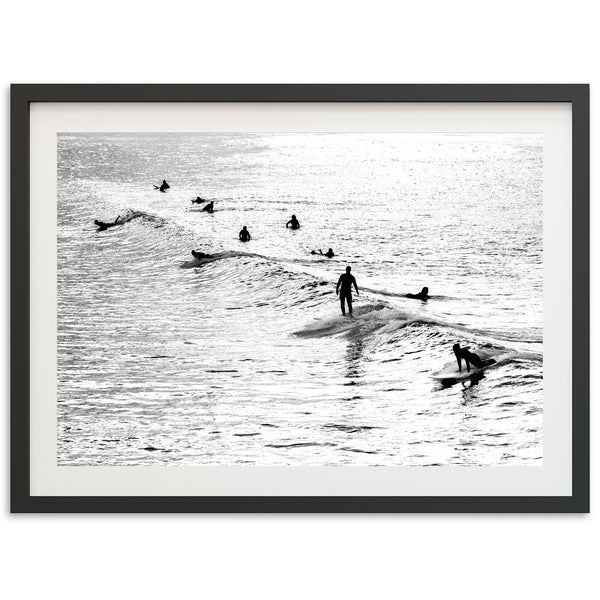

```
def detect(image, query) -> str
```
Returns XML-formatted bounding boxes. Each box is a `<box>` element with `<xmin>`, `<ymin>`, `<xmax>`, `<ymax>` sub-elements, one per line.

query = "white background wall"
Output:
<box><xmin>0</xmin><ymin>2</ymin><xmax>596</xmax><ymax>598</ymax></box>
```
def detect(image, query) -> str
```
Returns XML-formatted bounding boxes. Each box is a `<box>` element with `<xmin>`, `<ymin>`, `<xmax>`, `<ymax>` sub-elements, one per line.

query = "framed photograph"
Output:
<box><xmin>11</xmin><ymin>84</ymin><xmax>589</xmax><ymax>513</ymax></box>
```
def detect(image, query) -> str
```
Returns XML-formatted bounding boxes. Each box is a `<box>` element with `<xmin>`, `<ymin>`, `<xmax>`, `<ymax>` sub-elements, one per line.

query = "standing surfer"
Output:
<box><xmin>336</xmin><ymin>266</ymin><xmax>359</xmax><ymax>316</ymax></box>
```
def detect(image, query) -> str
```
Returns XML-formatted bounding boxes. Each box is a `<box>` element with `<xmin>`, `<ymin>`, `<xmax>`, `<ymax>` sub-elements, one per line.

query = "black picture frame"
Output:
<box><xmin>11</xmin><ymin>84</ymin><xmax>590</xmax><ymax>513</ymax></box>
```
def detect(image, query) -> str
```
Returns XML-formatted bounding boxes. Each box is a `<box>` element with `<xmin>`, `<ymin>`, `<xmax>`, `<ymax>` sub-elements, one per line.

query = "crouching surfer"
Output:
<box><xmin>452</xmin><ymin>343</ymin><xmax>495</xmax><ymax>373</ymax></box>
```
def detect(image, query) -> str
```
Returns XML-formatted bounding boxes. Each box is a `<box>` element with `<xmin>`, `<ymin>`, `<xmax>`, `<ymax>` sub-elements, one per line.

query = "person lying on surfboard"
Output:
<box><xmin>153</xmin><ymin>179</ymin><xmax>170</xmax><ymax>192</ymax></box>
<box><xmin>191</xmin><ymin>196</ymin><xmax>207</xmax><ymax>204</ymax></box>
<box><xmin>94</xmin><ymin>216</ymin><xmax>122</xmax><ymax>231</ymax></box>
<box><xmin>191</xmin><ymin>250</ymin><xmax>212</xmax><ymax>260</ymax></box>
<box><xmin>452</xmin><ymin>343</ymin><xmax>495</xmax><ymax>373</ymax></box>
<box><xmin>311</xmin><ymin>248</ymin><xmax>335</xmax><ymax>258</ymax></box>
<box><xmin>406</xmin><ymin>286</ymin><xmax>429</xmax><ymax>300</ymax></box>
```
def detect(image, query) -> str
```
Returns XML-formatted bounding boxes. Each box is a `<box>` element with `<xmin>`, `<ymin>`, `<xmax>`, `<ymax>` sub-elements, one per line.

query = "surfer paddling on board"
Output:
<box><xmin>286</xmin><ymin>215</ymin><xmax>300</xmax><ymax>229</ymax></box>
<box><xmin>312</xmin><ymin>248</ymin><xmax>335</xmax><ymax>258</ymax></box>
<box><xmin>406</xmin><ymin>286</ymin><xmax>429</xmax><ymax>301</ymax></box>
<box><xmin>239</xmin><ymin>225</ymin><xmax>251</xmax><ymax>242</ymax></box>
<box><xmin>153</xmin><ymin>179</ymin><xmax>170</xmax><ymax>193</ymax></box>
<box><xmin>191</xmin><ymin>250</ymin><xmax>212</xmax><ymax>260</ymax></box>
<box><xmin>94</xmin><ymin>216</ymin><xmax>122</xmax><ymax>231</ymax></box>
<box><xmin>452</xmin><ymin>343</ymin><xmax>495</xmax><ymax>373</ymax></box>
<box><xmin>336</xmin><ymin>266</ymin><xmax>359</xmax><ymax>316</ymax></box>
<box><xmin>192</xmin><ymin>196</ymin><xmax>206</xmax><ymax>204</ymax></box>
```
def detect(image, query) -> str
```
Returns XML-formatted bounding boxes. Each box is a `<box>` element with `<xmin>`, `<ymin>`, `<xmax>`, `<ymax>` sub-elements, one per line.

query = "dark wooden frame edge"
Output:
<box><xmin>10</xmin><ymin>84</ymin><xmax>590</xmax><ymax>513</ymax></box>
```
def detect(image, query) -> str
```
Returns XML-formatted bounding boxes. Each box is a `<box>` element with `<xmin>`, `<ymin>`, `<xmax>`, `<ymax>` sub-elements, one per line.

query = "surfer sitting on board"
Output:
<box><xmin>239</xmin><ymin>226</ymin><xmax>251</xmax><ymax>242</ymax></box>
<box><xmin>285</xmin><ymin>215</ymin><xmax>300</xmax><ymax>229</ymax></box>
<box><xmin>336</xmin><ymin>266</ymin><xmax>359</xmax><ymax>316</ymax></box>
<box><xmin>311</xmin><ymin>248</ymin><xmax>335</xmax><ymax>258</ymax></box>
<box><xmin>153</xmin><ymin>179</ymin><xmax>170</xmax><ymax>192</ymax></box>
<box><xmin>286</xmin><ymin>215</ymin><xmax>300</xmax><ymax>229</ymax></box>
<box><xmin>94</xmin><ymin>216</ymin><xmax>122</xmax><ymax>231</ymax></box>
<box><xmin>452</xmin><ymin>343</ymin><xmax>495</xmax><ymax>373</ymax></box>
<box><xmin>202</xmin><ymin>201</ymin><xmax>214</xmax><ymax>213</ymax></box>
<box><xmin>192</xmin><ymin>196</ymin><xmax>206</xmax><ymax>204</ymax></box>
<box><xmin>406</xmin><ymin>286</ymin><xmax>429</xmax><ymax>300</ymax></box>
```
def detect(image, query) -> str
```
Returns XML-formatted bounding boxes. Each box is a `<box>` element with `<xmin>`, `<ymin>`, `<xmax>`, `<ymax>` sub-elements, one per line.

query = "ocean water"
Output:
<box><xmin>57</xmin><ymin>132</ymin><xmax>543</xmax><ymax>466</ymax></box>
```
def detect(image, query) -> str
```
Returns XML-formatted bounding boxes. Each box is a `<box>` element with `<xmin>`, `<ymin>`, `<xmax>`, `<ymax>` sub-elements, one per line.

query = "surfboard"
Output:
<box><xmin>432</xmin><ymin>361</ymin><xmax>490</xmax><ymax>382</ymax></box>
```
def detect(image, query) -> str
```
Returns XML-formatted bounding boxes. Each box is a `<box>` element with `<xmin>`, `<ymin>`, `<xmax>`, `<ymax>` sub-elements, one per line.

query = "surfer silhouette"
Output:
<box><xmin>312</xmin><ymin>248</ymin><xmax>335</xmax><ymax>258</ymax></box>
<box><xmin>336</xmin><ymin>266</ymin><xmax>359</xmax><ymax>316</ymax></box>
<box><xmin>286</xmin><ymin>215</ymin><xmax>300</xmax><ymax>229</ymax></box>
<box><xmin>192</xmin><ymin>196</ymin><xmax>206</xmax><ymax>204</ymax></box>
<box><xmin>191</xmin><ymin>250</ymin><xmax>212</xmax><ymax>260</ymax></box>
<box><xmin>406</xmin><ymin>286</ymin><xmax>429</xmax><ymax>300</ymax></box>
<box><xmin>94</xmin><ymin>216</ymin><xmax>121</xmax><ymax>231</ymax></box>
<box><xmin>202</xmin><ymin>201</ymin><xmax>214</xmax><ymax>213</ymax></box>
<box><xmin>239</xmin><ymin>226</ymin><xmax>251</xmax><ymax>242</ymax></box>
<box><xmin>452</xmin><ymin>343</ymin><xmax>495</xmax><ymax>372</ymax></box>
<box><xmin>154</xmin><ymin>180</ymin><xmax>170</xmax><ymax>192</ymax></box>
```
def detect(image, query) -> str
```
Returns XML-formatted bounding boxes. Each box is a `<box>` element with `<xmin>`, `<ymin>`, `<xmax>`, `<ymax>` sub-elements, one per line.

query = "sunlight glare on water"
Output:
<box><xmin>57</xmin><ymin>133</ymin><xmax>543</xmax><ymax>466</ymax></box>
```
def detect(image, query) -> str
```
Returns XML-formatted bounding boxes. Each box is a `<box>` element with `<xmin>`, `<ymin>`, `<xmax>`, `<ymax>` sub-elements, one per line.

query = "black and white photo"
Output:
<box><xmin>57</xmin><ymin>131</ymin><xmax>544</xmax><ymax>467</ymax></box>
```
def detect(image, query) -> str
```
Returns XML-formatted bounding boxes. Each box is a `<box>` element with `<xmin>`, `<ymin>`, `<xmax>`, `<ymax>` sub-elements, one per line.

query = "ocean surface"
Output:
<box><xmin>57</xmin><ymin>132</ymin><xmax>543</xmax><ymax>466</ymax></box>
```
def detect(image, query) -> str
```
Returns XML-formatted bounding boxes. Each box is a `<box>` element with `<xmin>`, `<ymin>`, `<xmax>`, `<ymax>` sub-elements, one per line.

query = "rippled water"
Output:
<box><xmin>57</xmin><ymin>132</ymin><xmax>543</xmax><ymax>466</ymax></box>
